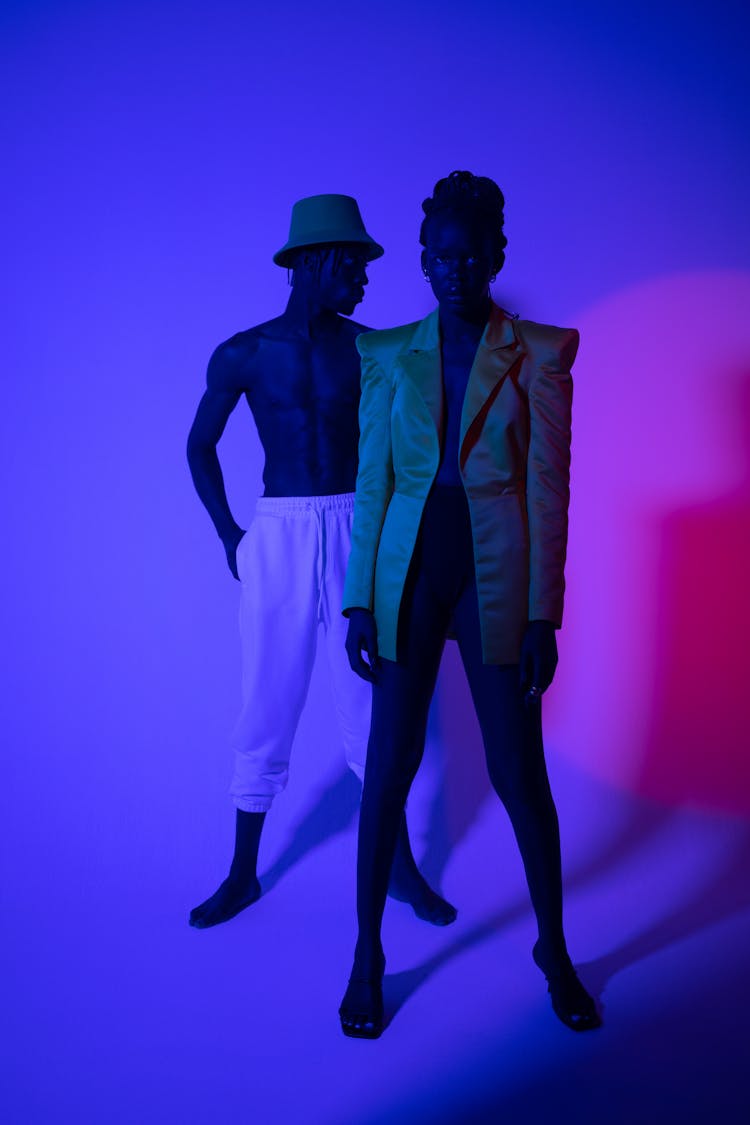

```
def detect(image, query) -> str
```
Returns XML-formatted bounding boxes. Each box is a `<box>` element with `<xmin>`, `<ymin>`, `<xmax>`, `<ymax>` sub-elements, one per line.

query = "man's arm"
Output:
<box><xmin>187</xmin><ymin>340</ymin><xmax>250</xmax><ymax>579</ymax></box>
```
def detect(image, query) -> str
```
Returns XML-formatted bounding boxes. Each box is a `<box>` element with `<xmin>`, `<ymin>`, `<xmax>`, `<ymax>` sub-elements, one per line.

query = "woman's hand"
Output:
<box><xmin>520</xmin><ymin>620</ymin><xmax>558</xmax><ymax>704</ymax></box>
<box><xmin>345</xmin><ymin>608</ymin><xmax>380</xmax><ymax>682</ymax></box>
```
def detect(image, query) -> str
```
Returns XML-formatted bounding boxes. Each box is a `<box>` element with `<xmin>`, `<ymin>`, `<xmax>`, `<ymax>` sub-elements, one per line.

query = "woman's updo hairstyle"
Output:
<box><xmin>419</xmin><ymin>170</ymin><xmax>508</xmax><ymax>274</ymax></box>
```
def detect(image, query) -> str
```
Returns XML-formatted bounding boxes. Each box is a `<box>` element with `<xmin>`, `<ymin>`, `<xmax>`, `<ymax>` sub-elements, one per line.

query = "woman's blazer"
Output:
<box><xmin>342</xmin><ymin>302</ymin><xmax>578</xmax><ymax>664</ymax></box>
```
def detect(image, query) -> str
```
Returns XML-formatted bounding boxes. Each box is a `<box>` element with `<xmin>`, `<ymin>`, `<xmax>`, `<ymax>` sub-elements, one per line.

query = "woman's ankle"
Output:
<box><xmin>352</xmin><ymin>939</ymin><xmax>385</xmax><ymax>980</ymax></box>
<box><xmin>533</xmin><ymin>936</ymin><xmax>571</xmax><ymax>973</ymax></box>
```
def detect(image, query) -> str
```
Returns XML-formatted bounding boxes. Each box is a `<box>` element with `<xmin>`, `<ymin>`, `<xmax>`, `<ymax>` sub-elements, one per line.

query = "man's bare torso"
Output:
<box><xmin>215</xmin><ymin>313</ymin><xmax>369</xmax><ymax>497</ymax></box>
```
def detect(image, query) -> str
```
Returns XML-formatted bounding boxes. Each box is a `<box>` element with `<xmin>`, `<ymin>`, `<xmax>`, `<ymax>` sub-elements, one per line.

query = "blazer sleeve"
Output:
<box><xmin>526</xmin><ymin>327</ymin><xmax>578</xmax><ymax>626</ymax></box>
<box><xmin>341</xmin><ymin>338</ymin><xmax>395</xmax><ymax>614</ymax></box>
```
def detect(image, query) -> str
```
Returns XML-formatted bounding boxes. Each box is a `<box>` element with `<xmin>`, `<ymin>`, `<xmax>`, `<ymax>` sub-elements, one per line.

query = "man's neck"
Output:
<box><xmin>283</xmin><ymin>286</ymin><xmax>338</xmax><ymax>340</ymax></box>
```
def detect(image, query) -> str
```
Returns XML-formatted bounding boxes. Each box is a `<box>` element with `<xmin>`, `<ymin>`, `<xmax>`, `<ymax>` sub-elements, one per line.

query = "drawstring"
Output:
<box><xmin>252</xmin><ymin>494</ymin><xmax>354</xmax><ymax>625</ymax></box>
<box><xmin>309</xmin><ymin>503</ymin><xmax>325</xmax><ymax>622</ymax></box>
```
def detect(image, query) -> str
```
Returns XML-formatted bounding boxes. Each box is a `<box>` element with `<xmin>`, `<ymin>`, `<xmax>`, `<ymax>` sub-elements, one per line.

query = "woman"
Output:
<box><xmin>340</xmin><ymin>171</ymin><xmax>600</xmax><ymax>1038</ymax></box>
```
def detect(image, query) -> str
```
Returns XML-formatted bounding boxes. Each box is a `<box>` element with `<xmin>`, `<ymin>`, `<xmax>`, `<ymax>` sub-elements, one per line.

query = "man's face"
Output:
<box><xmin>314</xmin><ymin>243</ymin><xmax>370</xmax><ymax>315</ymax></box>
<box><xmin>422</xmin><ymin>213</ymin><xmax>496</xmax><ymax>313</ymax></box>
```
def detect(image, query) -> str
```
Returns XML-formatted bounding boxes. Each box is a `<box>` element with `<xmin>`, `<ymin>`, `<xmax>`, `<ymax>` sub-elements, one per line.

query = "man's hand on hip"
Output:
<box><xmin>223</xmin><ymin>526</ymin><xmax>246</xmax><ymax>581</ymax></box>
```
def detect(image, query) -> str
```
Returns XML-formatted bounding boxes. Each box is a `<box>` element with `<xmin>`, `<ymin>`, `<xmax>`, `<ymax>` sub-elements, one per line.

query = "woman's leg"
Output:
<box><xmin>458</xmin><ymin>642</ymin><xmax>567</xmax><ymax>960</ymax></box>
<box><xmin>453</xmin><ymin>583</ymin><xmax>600</xmax><ymax>1029</ymax></box>
<box><xmin>339</xmin><ymin>629</ymin><xmax>447</xmax><ymax>1036</ymax></box>
<box><xmin>321</xmin><ymin>506</ymin><xmax>455</xmax><ymax>925</ymax></box>
<box><xmin>353</xmin><ymin>633</ymin><xmax>447</xmax><ymax>976</ymax></box>
<box><xmin>340</xmin><ymin>506</ymin><xmax>453</xmax><ymax>1036</ymax></box>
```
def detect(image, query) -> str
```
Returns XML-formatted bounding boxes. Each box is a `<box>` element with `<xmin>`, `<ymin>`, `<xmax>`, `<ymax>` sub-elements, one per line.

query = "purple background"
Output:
<box><xmin>3</xmin><ymin>2</ymin><xmax>750</xmax><ymax>1122</ymax></box>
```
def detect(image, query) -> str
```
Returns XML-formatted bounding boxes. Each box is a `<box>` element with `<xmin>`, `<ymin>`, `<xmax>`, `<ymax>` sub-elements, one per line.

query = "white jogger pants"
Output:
<box><xmin>229</xmin><ymin>493</ymin><xmax>369</xmax><ymax>813</ymax></box>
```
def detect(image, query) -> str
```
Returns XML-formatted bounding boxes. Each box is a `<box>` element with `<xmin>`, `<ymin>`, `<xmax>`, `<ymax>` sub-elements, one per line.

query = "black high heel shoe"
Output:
<box><xmin>532</xmin><ymin>941</ymin><xmax>602</xmax><ymax>1032</ymax></box>
<box><xmin>339</xmin><ymin>977</ymin><xmax>384</xmax><ymax>1039</ymax></box>
<box><xmin>339</xmin><ymin>954</ymin><xmax>385</xmax><ymax>1039</ymax></box>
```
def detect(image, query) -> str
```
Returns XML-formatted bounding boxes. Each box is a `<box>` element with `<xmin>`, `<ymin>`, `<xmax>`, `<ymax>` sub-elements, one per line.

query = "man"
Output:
<box><xmin>187</xmin><ymin>194</ymin><xmax>456</xmax><ymax>928</ymax></box>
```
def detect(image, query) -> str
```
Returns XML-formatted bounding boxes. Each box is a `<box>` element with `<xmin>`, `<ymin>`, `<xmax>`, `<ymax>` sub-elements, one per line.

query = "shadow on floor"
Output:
<box><xmin>386</xmin><ymin>801</ymin><xmax>750</xmax><ymax>1030</ymax></box>
<box><xmin>260</xmin><ymin>767</ymin><xmax>360</xmax><ymax>894</ymax></box>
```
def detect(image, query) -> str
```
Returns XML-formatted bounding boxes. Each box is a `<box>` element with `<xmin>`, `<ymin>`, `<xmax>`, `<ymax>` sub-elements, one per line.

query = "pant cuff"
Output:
<box><xmin>232</xmin><ymin>797</ymin><xmax>274</xmax><ymax>813</ymax></box>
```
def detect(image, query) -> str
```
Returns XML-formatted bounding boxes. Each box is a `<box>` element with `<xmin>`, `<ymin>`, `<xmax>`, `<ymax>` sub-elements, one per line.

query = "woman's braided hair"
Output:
<box><xmin>419</xmin><ymin>170</ymin><xmax>507</xmax><ymax>272</ymax></box>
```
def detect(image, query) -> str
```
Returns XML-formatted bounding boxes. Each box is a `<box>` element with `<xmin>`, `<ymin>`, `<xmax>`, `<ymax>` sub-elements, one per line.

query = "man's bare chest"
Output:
<box><xmin>246</xmin><ymin>337</ymin><xmax>361</xmax><ymax>414</ymax></box>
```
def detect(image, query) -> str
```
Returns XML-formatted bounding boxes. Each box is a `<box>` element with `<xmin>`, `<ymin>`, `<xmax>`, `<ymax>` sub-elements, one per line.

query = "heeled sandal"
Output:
<box><xmin>532</xmin><ymin>941</ymin><xmax>602</xmax><ymax>1032</ymax></box>
<box><xmin>339</xmin><ymin>976</ymin><xmax>384</xmax><ymax>1039</ymax></box>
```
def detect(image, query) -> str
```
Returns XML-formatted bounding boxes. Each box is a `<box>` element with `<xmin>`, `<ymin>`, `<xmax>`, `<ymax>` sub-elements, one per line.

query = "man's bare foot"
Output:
<box><xmin>189</xmin><ymin>875</ymin><xmax>261</xmax><ymax>928</ymax></box>
<box><xmin>388</xmin><ymin>871</ymin><xmax>457</xmax><ymax>926</ymax></box>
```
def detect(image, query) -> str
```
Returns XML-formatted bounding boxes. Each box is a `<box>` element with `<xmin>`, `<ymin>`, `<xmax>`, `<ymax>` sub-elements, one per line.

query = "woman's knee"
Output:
<box><xmin>486</xmin><ymin>757</ymin><xmax>553</xmax><ymax>812</ymax></box>
<box><xmin>364</xmin><ymin>744</ymin><xmax>421</xmax><ymax>800</ymax></box>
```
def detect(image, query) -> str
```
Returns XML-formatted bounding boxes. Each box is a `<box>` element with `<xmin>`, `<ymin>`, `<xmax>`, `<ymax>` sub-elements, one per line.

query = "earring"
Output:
<box><xmin>423</xmin><ymin>269</ymin><xmax>431</xmax><ymax>282</ymax></box>
<box><xmin>489</xmin><ymin>272</ymin><xmax>497</xmax><ymax>283</ymax></box>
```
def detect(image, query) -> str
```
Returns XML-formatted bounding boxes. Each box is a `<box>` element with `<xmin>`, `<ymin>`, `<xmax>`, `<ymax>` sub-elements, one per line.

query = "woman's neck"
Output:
<box><xmin>438</xmin><ymin>296</ymin><xmax>492</xmax><ymax>343</ymax></box>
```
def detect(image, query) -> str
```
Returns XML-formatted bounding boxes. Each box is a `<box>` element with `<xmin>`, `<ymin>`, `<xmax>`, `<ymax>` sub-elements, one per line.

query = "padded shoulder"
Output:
<box><xmin>516</xmin><ymin>318</ymin><xmax>580</xmax><ymax>370</ymax></box>
<box><xmin>356</xmin><ymin>319</ymin><xmax>423</xmax><ymax>365</ymax></box>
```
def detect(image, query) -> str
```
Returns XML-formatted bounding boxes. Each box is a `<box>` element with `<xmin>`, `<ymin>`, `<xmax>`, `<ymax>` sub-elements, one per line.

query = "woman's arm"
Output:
<box><xmin>342</xmin><ymin>343</ymin><xmax>395</xmax><ymax>616</ymax></box>
<box><xmin>342</xmin><ymin>341</ymin><xmax>396</xmax><ymax>681</ymax></box>
<box><xmin>519</xmin><ymin>327</ymin><xmax>577</xmax><ymax>696</ymax></box>
<box><xmin>525</xmin><ymin>327</ymin><xmax>578</xmax><ymax>628</ymax></box>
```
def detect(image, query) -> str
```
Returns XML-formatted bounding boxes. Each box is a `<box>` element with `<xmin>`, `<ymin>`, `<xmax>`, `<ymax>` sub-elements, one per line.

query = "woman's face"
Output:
<box><xmin>422</xmin><ymin>211</ymin><xmax>496</xmax><ymax>314</ymax></box>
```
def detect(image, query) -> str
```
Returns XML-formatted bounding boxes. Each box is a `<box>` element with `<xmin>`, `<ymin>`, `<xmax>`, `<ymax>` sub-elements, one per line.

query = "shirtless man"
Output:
<box><xmin>187</xmin><ymin>194</ymin><xmax>456</xmax><ymax>928</ymax></box>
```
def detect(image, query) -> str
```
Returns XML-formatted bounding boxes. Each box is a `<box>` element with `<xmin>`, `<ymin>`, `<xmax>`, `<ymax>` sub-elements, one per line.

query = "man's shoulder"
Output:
<box><xmin>355</xmin><ymin>319</ymin><xmax>424</xmax><ymax>362</ymax></box>
<box><xmin>213</xmin><ymin>324</ymin><xmax>265</xmax><ymax>357</ymax></box>
<box><xmin>207</xmin><ymin>326</ymin><xmax>265</xmax><ymax>391</ymax></box>
<box><xmin>515</xmin><ymin>317</ymin><xmax>580</xmax><ymax>369</ymax></box>
<box><xmin>218</xmin><ymin>313</ymin><xmax>296</xmax><ymax>348</ymax></box>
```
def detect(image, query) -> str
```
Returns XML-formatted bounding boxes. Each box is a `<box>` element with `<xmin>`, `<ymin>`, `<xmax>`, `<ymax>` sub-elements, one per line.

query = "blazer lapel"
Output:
<box><xmin>395</xmin><ymin>308</ymin><xmax>443</xmax><ymax>438</ymax></box>
<box><xmin>459</xmin><ymin>305</ymin><xmax>522</xmax><ymax>469</ymax></box>
<box><xmin>394</xmin><ymin>304</ymin><xmax>522</xmax><ymax>463</ymax></box>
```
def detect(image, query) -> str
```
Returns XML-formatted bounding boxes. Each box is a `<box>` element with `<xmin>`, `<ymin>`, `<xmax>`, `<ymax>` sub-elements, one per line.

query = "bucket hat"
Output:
<box><xmin>273</xmin><ymin>194</ymin><xmax>384</xmax><ymax>267</ymax></box>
